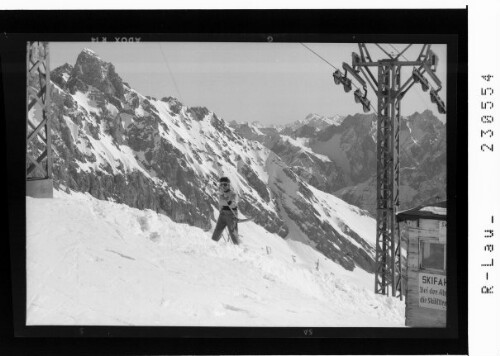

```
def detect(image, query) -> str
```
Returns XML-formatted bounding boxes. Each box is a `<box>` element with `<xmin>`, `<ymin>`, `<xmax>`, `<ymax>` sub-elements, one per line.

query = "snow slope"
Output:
<box><xmin>280</xmin><ymin>135</ymin><xmax>332</xmax><ymax>162</ymax></box>
<box><xmin>27</xmin><ymin>190</ymin><xmax>404</xmax><ymax>327</ymax></box>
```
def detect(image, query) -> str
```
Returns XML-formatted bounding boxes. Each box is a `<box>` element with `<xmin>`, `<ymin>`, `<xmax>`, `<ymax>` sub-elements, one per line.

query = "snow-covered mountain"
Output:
<box><xmin>229</xmin><ymin>114</ymin><xmax>345</xmax><ymax>139</ymax></box>
<box><xmin>34</xmin><ymin>48</ymin><xmax>378</xmax><ymax>273</ymax></box>
<box><xmin>332</xmin><ymin>111</ymin><xmax>446</xmax><ymax>214</ymax></box>
<box><xmin>231</xmin><ymin>110</ymin><xmax>446</xmax><ymax>215</ymax></box>
<box><xmin>26</xmin><ymin>190</ymin><xmax>404</xmax><ymax>326</ymax></box>
<box><xmin>280</xmin><ymin>113</ymin><xmax>345</xmax><ymax>135</ymax></box>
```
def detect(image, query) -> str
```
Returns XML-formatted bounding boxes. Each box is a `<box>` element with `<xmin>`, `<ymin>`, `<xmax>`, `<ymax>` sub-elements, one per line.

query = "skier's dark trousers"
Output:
<box><xmin>212</xmin><ymin>177</ymin><xmax>239</xmax><ymax>245</ymax></box>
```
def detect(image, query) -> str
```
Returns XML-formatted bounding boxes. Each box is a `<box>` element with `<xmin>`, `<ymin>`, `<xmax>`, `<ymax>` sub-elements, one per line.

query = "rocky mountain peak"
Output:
<box><xmin>68</xmin><ymin>49</ymin><xmax>125</xmax><ymax>99</ymax></box>
<box><xmin>297</xmin><ymin>113</ymin><xmax>345</xmax><ymax>130</ymax></box>
<box><xmin>405</xmin><ymin>109</ymin><xmax>443</xmax><ymax>125</ymax></box>
<box><xmin>51</xmin><ymin>63</ymin><xmax>74</xmax><ymax>89</ymax></box>
<box><xmin>57</xmin><ymin>62</ymin><xmax>74</xmax><ymax>73</ymax></box>
<box><xmin>401</xmin><ymin>110</ymin><xmax>445</xmax><ymax>146</ymax></box>
<box><xmin>340</xmin><ymin>112</ymin><xmax>376</xmax><ymax>126</ymax></box>
<box><xmin>159</xmin><ymin>96</ymin><xmax>183</xmax><ymax>115</ymax></box>
<box><xmin>82</xmin><ymin>47</ymin><xmax>98</xmax><ymax>56</ymax></box>
<box><xmin>314</xmin><ymin>112</ymin><xmax>375</xmax><ymax>143</ymax></box>
<box><xmin>304</xmin><ymin>113</ymin><xmax>322</xmax><ymax>121</ymax></box>
<box><xmin>250</xmin><ymin>120</ymin><xmax>264</xmax><ymax>127</ymax></box>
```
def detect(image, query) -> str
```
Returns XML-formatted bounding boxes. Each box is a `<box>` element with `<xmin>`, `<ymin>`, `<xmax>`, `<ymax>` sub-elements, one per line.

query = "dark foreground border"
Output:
<box><xmin>1</xmin><ymin>9</ymin><xmax>467</xmax><ymax>355</ymax></box>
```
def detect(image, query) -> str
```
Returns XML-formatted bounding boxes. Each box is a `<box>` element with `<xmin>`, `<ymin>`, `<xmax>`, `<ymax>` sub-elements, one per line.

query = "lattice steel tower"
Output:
<box><xmin>332</xmin><ymin>43</ymin><xmax>446</xmax><ymax>297</ymax></box>
<box><xmin>26</xmin><ymin>41</ymin><xmax>53</xmax><ymax>198</ymax></box>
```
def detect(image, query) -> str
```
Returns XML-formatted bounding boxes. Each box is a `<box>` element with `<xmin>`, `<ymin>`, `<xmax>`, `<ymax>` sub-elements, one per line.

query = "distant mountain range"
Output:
<box><xmin>233</xmin><ymin>113</ymin><xmax>346</xmax><ymax>137</ymax></box>
<box><xmin>230</xmin><ymin>110</ymin><xmax>446</xmax><ymax>215</ymax></box>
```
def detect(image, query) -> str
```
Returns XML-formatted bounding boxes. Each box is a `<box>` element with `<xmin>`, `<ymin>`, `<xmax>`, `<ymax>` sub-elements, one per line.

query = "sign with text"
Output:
<box><xmin>418</xmin><ymin>272</ymin><xmax>447</xmax><ymax>310</ymax></box>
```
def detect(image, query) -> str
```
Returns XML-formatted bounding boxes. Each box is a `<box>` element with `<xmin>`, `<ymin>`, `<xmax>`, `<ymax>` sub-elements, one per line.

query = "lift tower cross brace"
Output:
<box><xmin>26</xmin><ymin>41</ymin><xmax>53</xmax><ymax>198</ymax></box>
<box><xmin>334</xmin><ymin>44</ymin><xmax>446</xmax><ymax>298</ymax></box>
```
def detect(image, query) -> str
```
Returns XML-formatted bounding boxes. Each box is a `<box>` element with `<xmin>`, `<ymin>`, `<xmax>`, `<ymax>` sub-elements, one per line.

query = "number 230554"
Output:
<box><xmin>481</xmin><ymin>75</ymin><xmax>494</xmax><ymax>152</ymax></box>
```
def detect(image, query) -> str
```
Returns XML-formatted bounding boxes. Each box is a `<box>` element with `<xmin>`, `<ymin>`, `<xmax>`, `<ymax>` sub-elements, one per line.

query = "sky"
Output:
<box><xmin>50</xmin><ymin>42</ymin><xmax>447</xmax><ymax>125</ymax></box>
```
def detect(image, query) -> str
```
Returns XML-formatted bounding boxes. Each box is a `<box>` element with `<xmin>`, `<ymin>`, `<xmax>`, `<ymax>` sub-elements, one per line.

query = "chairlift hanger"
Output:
<box><xmin>354</xmin><ymin>87</ymin><xmax>371</xmax><ymax>113</ymax></box>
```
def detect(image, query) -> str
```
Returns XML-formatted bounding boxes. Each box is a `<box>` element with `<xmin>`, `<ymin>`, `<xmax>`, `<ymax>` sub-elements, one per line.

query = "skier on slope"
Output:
<box><xmin>211</xmin><ymin>176</ymin><xmax>240</xmax><ymax>245</ymax></box>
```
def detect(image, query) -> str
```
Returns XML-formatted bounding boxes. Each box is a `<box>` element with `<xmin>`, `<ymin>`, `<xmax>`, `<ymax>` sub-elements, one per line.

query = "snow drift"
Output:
<box><xmin>26</xmin><ymin>190</ymin><xmax>404</xmax><ymax>327</ymax></box>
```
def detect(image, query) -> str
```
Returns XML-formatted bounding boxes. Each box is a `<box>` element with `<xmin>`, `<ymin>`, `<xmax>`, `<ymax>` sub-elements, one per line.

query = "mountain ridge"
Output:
<box><xmin>231</xmin><ymin>108</ymin><xmax>446</xmax><ymax>215</ymax></box>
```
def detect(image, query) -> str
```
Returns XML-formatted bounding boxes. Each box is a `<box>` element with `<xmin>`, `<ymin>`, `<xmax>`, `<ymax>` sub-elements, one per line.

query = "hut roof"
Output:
<box><xmin>396</xmin><ymin>201</ymin><xmax>447</xmax><ymax>222</ymax></box>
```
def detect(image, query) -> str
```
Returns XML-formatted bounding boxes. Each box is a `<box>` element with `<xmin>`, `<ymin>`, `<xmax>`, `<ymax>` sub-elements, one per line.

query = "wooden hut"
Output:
<box><xmin>397</xmin><ymin>201</ymin><xmax>447</xmax><ymax>327</ymax></box>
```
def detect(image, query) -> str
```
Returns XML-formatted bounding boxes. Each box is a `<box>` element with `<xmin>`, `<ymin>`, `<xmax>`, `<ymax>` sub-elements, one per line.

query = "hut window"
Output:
<box><xmin>419</xmin><ymin>241</ymin><xmax>445</xmax><ymax>271</ymax></box>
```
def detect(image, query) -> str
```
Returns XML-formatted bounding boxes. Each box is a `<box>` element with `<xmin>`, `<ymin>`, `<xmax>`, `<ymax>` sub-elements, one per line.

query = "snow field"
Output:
<box><xmin>27</xmin><ymin>191</ymin><xmax>404</xmax><ymax>326</ymax></box>
<box><xmin>307</xmin><ymin>185</ymin><xmax>376</xmax><ymax>246</ymax></box>
<box><xmin>280</xmin><ymin>135</ymin><xmax>332</xmax><ymax>162</ymax></box>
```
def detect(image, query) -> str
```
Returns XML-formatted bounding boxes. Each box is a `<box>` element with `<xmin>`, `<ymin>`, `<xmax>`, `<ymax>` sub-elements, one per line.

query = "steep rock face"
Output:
<box><xmin>228</xmin><ymin>121</ymin><xmax>273</xmax><ymax>144</ymax></box>
<box><xmin>311</xmin><ymin>113</ymin><xmax>377</xmax><ymax>186</ymax></box>
<box><xmin>232</xmin><ymin>113</ymin><xmax>378</xmax><ymax>193</ymax></box>
<box><xmin>232</xmin><ymin>109</ymin><xmax>446</xmax><ymax>216</ymax></box>
<box><xmin>237</xmin><ymin>162</ymin><xmax>270</xmax><ymax>203</ymax></box>
<box><xmin>268</xmin><ymin>137</ymin><xmax>348</xmax><ymax>193</ymax></box>
<box><xmin>266</xmin><ymin>153</ymin><xmax>376</xmax><ymax>272</ymax></box>
<box><xmin>230</xmin><ymin>121</ymin><xmax>349</xmax><ymax>196</ymax></box>
<box><xmin>51</xmin><ymin>63</ymin><xmax>74</xmax><ymax>89</ymax></box>
<box><xmin>50</xmin><ymin>53</ymin><xmax>289</xmax><ymax>234</ymax></box>
<box><xmin>292</xmin><ymin>124</ymin><xmax>317</xmax><ymax>138</ymax></box>
<box><xmin>334</xmin><ymin>110</ymin><xmax>446</xmax><ymax>215</ymax></box>
<box><xmin>49</xmin><ymin>82</ymin><xmax>279</xmax><ymax>232</ymax></box>
<box><xmin>68</xmin><ymin>48</ymin><xmax>125</xmax><ymax>99</ymax></box>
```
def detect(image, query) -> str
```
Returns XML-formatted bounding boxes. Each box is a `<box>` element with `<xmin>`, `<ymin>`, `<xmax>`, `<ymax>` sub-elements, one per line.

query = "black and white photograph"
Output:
<box><xmin>25</xmin><ymin>40</ymin><xmax>448</xmax><ymax>327</ymax></box>
<box><xmin>2</xmin><ymin>6</ymin><xmax>472</xmax><ymax>355</ymax></box>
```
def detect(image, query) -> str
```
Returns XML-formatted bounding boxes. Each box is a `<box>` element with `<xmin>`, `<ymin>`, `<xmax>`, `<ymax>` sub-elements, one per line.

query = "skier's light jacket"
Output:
<box><xmin>218</xmin><ymin>187</ymin><xmax>238</xmax><ymax>211</ymax></box>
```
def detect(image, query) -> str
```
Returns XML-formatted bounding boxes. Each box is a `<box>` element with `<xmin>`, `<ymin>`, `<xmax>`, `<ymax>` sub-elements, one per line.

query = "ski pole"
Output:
<box><xmin>224</xmin><ymin>230</ymin><xmax>234</xmax><ymax>244</ymax></box>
